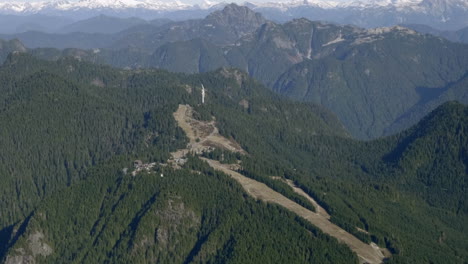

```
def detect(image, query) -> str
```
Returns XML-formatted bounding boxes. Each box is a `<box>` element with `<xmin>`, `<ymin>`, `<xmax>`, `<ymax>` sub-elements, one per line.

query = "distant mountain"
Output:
<box><xmin>111</xmin><ymin>4</ymin><xmax>267</xmax><ymax>52</ymax></box>
<box><xmin>149</xmin><ymin>18</ymin><xmax>173</xmax><ymax>27</ymax></box>
<box><xmin>0</xmin><ymin>13</ymin><xmax>173</xmax><ymax>35</ymax></box>
<box><xmin>457</xmin><ymin>26</ymin><xmax>468</xmax><ymax>42</ymax></box>
<box><xmin>1</xmin><ymin>0</ymin><xmax>467</xmax><ymax>30</ymax></box>
<box><xmin>0</xmin><ymin>31</ymin><xmax>116</xmax><ymax>50</ymax></box>
<box><xmin>150</xmin><ymin>38</ymin><xmax>229</xmax><ymax>73</ymax></box>
<box><xmin>252</xmin><ymin>0</ymin><xmax>468</xmax><ymax>30</ymax></box>
<box><xmin>57</xmin><ymin>15</ymin><xmax>149</xmax><ymax>34</ymax></box>
<box><xmin>267</xmin><ymin>23</ymin><xmax>468</xmax><ymax>138</ymax></box>
<box><xmin>0</xmin><ymin>4</ymin><xmax>266</xmax><ymax>52</ymax></box>
<box><xmin>0</xmin><ymin>14</ymin><xmax>75</xmax><ymax>34</ymax></box>
<box><xmin>402</xmin><ymin>23</ymin><xmax>468</xmax><ymax>43</ymax></box>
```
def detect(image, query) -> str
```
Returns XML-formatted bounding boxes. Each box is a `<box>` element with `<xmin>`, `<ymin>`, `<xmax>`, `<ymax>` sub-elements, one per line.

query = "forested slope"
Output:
<box><xmin>0</xmin><ymin>54</ymin><xmax>466</xmax><ymax>263</ymax></box>
<box><xmin>0</xmin><ymin>53</ymin><xmax>345</xmax><ymax>238</ymax></box>
<box><xmin>2</xmin><ymin>156</ymin><xmax>357</xmax><ymax>264</ymax></box>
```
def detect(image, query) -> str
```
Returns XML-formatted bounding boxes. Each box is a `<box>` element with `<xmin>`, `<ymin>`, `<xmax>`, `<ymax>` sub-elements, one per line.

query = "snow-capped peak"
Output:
<box><xmin>0</xmin><ymin>0</ymin><xmax>196</xmax><ymax>14</ymax></box>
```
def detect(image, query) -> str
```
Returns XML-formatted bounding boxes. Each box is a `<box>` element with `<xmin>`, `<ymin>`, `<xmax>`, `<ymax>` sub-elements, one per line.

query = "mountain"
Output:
<box><xmin>0</xmin><ymin>52</ymin><xmax>347</xmax><ymax>239</ymax></box>
<box><xmin>402</xmin><ymin>23</ymin><xmax>468</xmax><ymax>43</ymax></box>
<box><xmin>242</xmin><ymin>0</ymin><xmax>468</xmax><ymax>30</ymax></box>
<box><xmin>150</xmin><ymin>38</ymin><xmax>229</xmax><ymax>73</ymax></box>
<box><xmin>1</xmin><ymin>0</ymin><xmax>467</xmax><ymax>30</ymax></box>
<box><xmin>111</xmin><ymin>4</ymin><xmax>267</xmax><ymax>52</ymax></box>
<box><xmin>0</xmin><ymin>31</ymin><xmax>117</xmax><ymax>49</ymax></box>
<box><xmin>383</xmin><ymin>101</ymin><xmax>468</xmax><ymax>212</ymax></box>
<box><xmin>267</xmin><ymin>22</ymin><xmax>468</xmax><ymax>138</ymax></box>
<box><xmin>0</xmin><ymin>53</ymin><xmax>467</xmax><ymax>263</ymax></box>
<box><xmin>458</xmin><ymin>26</ymin><xmax>468</xmax><ymax>41</ymax></box>
<box><xmin>0</xmin><ymin>14</ymin><xmax>75</xmax><ymax>34</ymax></box>
<box><xmin>57</xmin><ymin>15</ymin><xmax>149</xmax><ymax>34</ymax></box>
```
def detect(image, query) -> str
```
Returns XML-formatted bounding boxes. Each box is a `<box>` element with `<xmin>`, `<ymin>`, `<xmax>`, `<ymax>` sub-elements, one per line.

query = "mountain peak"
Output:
<box><xmin>205</xmin><ymin>4</ymin><xmax>267</xmax><ymax>35</ymax></box>
<box><xmin>208</xmin><ymin>3</ymin><xmax>266</xmax><ymax>22</ymax></box>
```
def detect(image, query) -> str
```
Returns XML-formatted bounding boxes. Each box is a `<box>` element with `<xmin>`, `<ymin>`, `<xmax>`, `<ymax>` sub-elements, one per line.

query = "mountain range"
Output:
<box><xmin>0</xmin><ymin>0</ymin><xmax>467</xmax><ymax>31</ymax></box>
<box><xmin>251</xmin><ymin>0</ymin><xmax>468</xmax><ymax>30</ymax></box>
<box><xmin>1</xmin><ymin>4</ymin><xmax>467</xmax><ymax>139</ymax></box>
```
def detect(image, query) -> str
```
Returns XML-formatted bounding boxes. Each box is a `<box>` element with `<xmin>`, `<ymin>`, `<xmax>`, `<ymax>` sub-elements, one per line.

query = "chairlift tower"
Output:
<box><xmin>201</xmin><ymin>84</ymin><xmax>206</xmax><ymax>104</ymax></box>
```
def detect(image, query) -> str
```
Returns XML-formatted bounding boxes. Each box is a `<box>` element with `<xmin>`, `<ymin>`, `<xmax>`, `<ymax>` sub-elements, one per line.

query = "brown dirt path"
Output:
<box><xmin>272</xmin><ymin>177</ymin><xmax>330</xmax><ymax>219</ymax></box>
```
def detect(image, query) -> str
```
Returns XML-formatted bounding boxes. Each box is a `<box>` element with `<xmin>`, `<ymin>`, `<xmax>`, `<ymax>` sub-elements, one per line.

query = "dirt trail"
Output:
<box><xmin>272</xmin><ymin>177</ymin><xmax>330</xmax><ymax>219</ymax></box>
<box><xmin>171</xmin><ymin>104</ymin><xmax>388</xmax><ymax>264</ymax></box>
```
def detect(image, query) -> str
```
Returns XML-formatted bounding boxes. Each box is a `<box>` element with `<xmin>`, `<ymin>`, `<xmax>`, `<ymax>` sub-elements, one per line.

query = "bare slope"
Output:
<box><xmin>172</xmin><ymin>104</ymin><xmax>389</xmax><ymax>264</ymax></box>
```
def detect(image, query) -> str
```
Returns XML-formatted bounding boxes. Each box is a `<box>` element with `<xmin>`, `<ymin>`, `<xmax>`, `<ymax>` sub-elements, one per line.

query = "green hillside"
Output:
<box><xmin>272</xmin><ymin>101</ymin><xmax>468</xmax><ymax>263</ymax></box>
<box><xmin>0</xmin><ymin>54</ymin><xmax>466</xmax><ymax>263</ymax></box>
<box><xmin>0</xmin><ymin>53</ymin><xmax>190</xmax><ymax>231</ymax></box>
<box><xmin>1</xmin><ymin>156</ymin><xmax>357</xmax><ymax>264</ymax></box>
<box><xmin>0</xmin><ymin>53</ymin><xmax>345</xmax><ymax>234</ymax></box>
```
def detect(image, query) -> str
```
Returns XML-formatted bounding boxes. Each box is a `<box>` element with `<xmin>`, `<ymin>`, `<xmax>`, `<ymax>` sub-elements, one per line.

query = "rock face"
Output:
<box><xmin>27</xmin><ymin>232</ymin><xmax>53</xmax><ymax>258</ymax></box>
<box><xmin>5</xmin><ymin>231</ymin><xmax>53</xmax><ymax>264</ymax></box>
